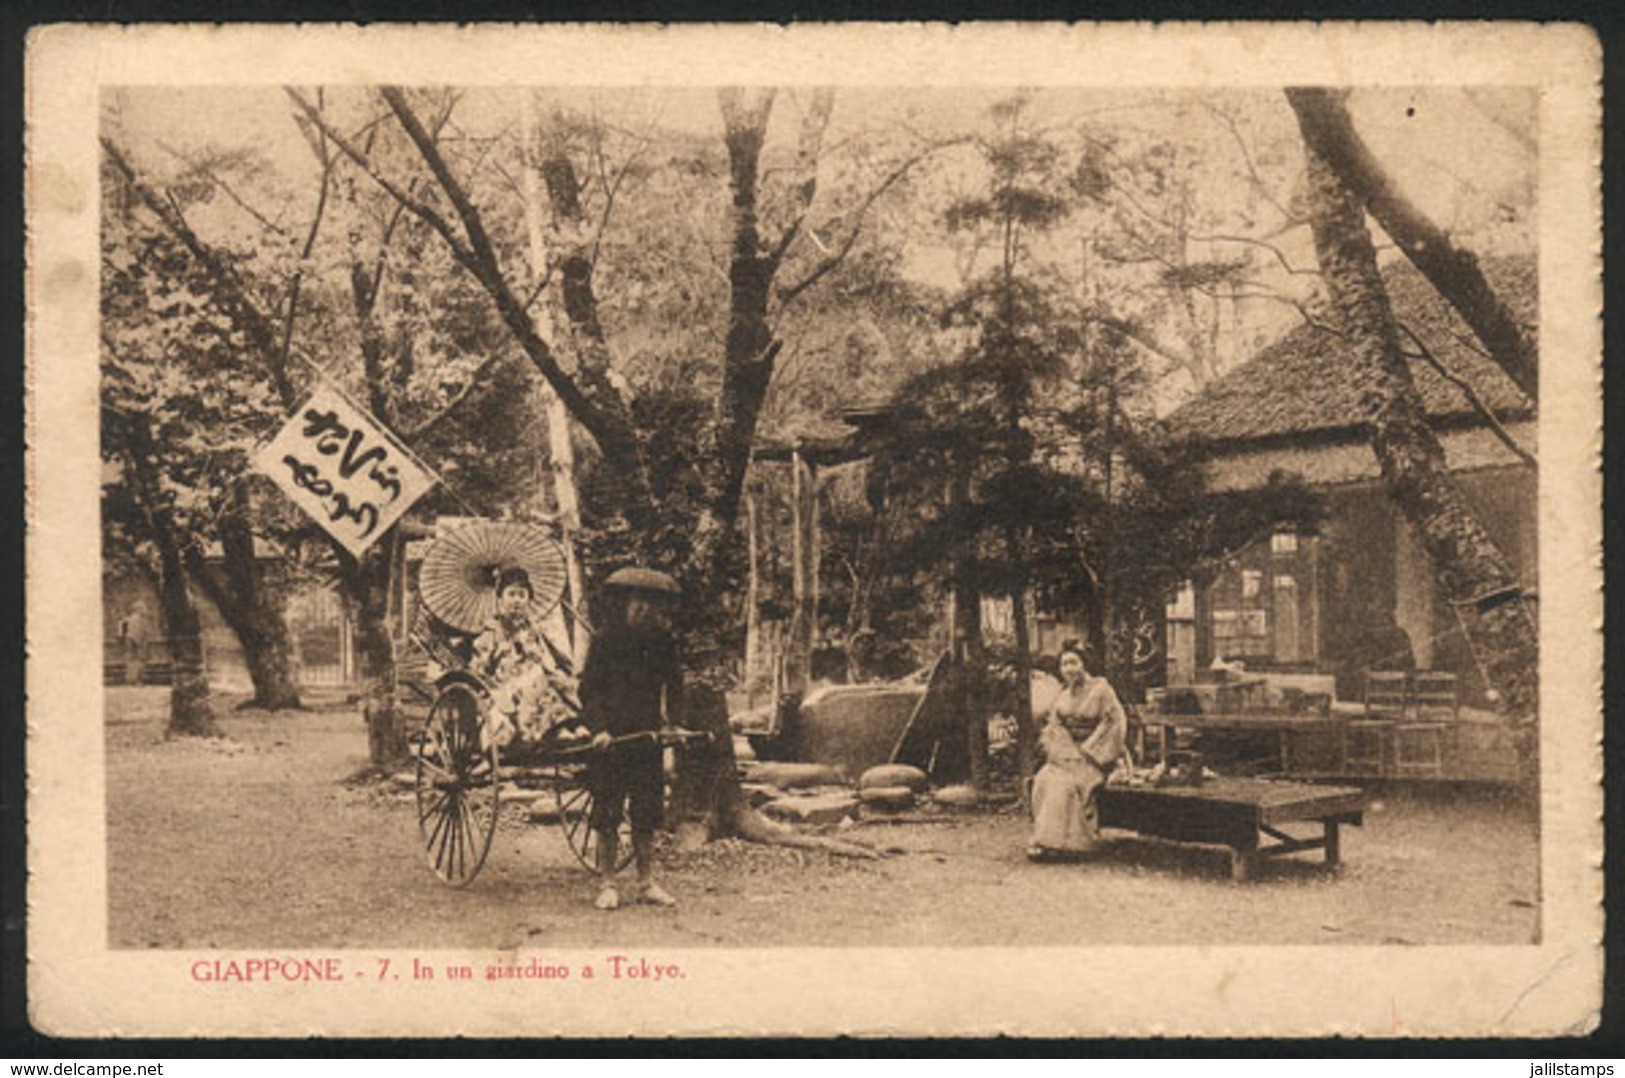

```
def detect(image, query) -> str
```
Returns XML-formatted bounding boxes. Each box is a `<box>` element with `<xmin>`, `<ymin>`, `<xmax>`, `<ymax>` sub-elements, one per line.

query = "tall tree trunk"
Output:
<box><xmin>1289</xmin><ymin>92</ymin><xmax>1540</xmax><ymax>785</ymax></box>
<box><xmin>786</xmin><ymin>450</ymin><xmax>816</xmax><ymax>694</ymax></box>
<box><xmin>314</xmin><ymin>88</ymin><xmax>654</xmax><ymax>526</ymax></box>
<box><xmin>952</xmin><ymin>582</ymin><xmax>988</xmax><ymax>793</ymax></box>
<box><xmin>587</xmin><ymin>90</ymin><xmax>831</xmax><ymax>844</ymax></box>
<box><xmin>185</xmin><ymin>489</ymin><xmax>303</xmax><ymax>711</ymax></box>
<box><xmin>1285</xmin><ymin>87</ymin><xmax>1539</xmax><ymax>403</ymax></box>
<box><xmin>339</xmin><ymin>534</ymin><xmax>407</xmax><ymax>770</ymax></box>
<box><xmin>743</xmin><ymin>488</ymin><xmax>762</xmax><ymax>696</ymax></box>
<box><xmin>117</xmin><ymin>413</ymin><xmax>218</xmax><ymax>737</ymax></box>
<box><xmin>694</xmin><ymin>88</ymin><xmax>832</xmax><ymax>576</ymax></box>
<box><xmin>530</xmin><ymin>99</ymin><xmax>651</xmax><ymax>548</ymax></box>
<box><xmin>1008</xmin><ymin>573</ymin><xmax>1038</xmax><ymax>790</ymax></box>
<box><xmin>948</xmin><ymin>472</ymin><xmax>989</xmax><ymax>792</ymax></box>
<box><xmin>667</xmin><ymin>684</ymin><xmax>742</xmax><ymax>842</ymax></box>
<box><xmin>152</xmin><ymin>509</ymin><xmax>218</xmax><ymax>738</ymax></box>
<box><xmin>710</xmin><ymin>91</ymin><xmax>782</xmax><ymax>553</ymax></box>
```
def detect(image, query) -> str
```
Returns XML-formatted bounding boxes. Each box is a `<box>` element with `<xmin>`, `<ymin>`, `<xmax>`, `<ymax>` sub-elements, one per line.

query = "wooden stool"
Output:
<box><xmin>1341</xmin><ymin>720</ymin><xmax>1392</xmax><ymax>777</ymax></box>
<box><xmin>1412</xmin><ymin>671</ymin><xmax>1460</xmax><ymax>721</ymax></box>
<box><xmin>1393</xmin><ymin>722</ymin><xmax>1447</xmax><ymax>779</ymax></box>
<box><xmin>1364</xmin><ymin>671</ymin><xmax>1409</xmax><ymax>718</ymax></box>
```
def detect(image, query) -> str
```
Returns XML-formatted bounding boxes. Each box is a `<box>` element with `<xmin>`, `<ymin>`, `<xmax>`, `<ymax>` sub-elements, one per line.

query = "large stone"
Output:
<box><xmin>762</xmin><ymin>791</ymin><xmax>860</xmax><ymax>827</ymax></box>
<box><xmin>527</xmin><ymin>799</ymin><xmax>584</xmax><ymax>824</ymax></box>
<box><xmin>858</xmin><ymin>785</ymin><xmax>916</xmax><ymax>810</ymax></box>
<box><xmin>743</xmin><ymin>762</ymin><xmax>846</xmax><ymax>790</ymax></box>
<box><xmin>858</xmin><ymin>764</ymin><xmax>928</xmax><ymax>792</ymax></box>
<box><xmin>931</xmin><ymin>784</ymin><xmax>982</xmax><ymax>808</ymax></box>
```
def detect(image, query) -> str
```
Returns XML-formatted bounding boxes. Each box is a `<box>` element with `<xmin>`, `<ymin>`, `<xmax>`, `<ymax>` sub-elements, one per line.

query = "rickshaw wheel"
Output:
<box><xmin>556</xmin><ymin>772</ymin><xmax>634</xmax><ymax>873</ymax></box>
<box><xmin>415</xmin><ymin>683</ymin><xmax>500</xmax><ymax>887</ymax></box>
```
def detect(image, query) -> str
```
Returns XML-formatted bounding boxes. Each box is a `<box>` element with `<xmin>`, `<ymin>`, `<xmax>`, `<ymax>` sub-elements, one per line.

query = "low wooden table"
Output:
<box><xmin>1097</xmin><ymin>777</ymin><xmax>1366</xmax><ymax>882</ymax></box>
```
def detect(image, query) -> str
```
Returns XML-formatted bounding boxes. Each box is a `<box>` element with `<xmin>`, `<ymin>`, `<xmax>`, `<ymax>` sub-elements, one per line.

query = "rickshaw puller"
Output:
<box><xmin>578</xmin><ymin>568</ymin><xmax>685</xmax><ymax>911</ymax></box>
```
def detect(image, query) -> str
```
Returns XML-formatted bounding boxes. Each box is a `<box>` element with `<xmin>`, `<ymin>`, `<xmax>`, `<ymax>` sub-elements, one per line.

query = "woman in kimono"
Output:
<box><xmin>1027</xmin><ymin>641</ymin><xmax>1133</xmax><ymax>860</ymax></box>
<box><xmin>470</xmin><ymin>566</ymin><xmax>575</xmax><ymax>745</ymax></box>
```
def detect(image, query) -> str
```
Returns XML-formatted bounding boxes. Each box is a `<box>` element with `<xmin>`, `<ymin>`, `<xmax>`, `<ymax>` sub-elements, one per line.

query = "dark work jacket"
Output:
<box><xmin>578</xmin><ymin>625</ymin><xmax>683</xmax><ymax>737</ymax></box>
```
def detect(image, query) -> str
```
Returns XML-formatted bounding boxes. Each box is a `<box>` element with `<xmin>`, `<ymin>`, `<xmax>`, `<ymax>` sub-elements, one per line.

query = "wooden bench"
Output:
<box><xmin>1097</xmin><ymin>777</ymin><xmax>1366</xmax><ymax>882</ymax></box>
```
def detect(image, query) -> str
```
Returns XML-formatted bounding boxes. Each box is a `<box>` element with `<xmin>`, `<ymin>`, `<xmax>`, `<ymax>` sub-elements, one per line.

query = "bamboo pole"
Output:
<box><xmin>520</xmin><ymin>91</ymin><xmax>588</xmax><ymax>662</ymax></box>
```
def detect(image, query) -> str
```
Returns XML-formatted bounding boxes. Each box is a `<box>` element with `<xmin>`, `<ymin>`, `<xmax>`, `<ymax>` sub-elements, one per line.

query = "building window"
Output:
<box><xmin>1271</xmin><ymin>530</ymin><xmax>1298</xmax><ymax>554</ymax></box>
<box><xmin>1212</xmin><ymin>607</ymin><xmax>1270</xmax><ymax>658</ymax></box>
<box><xmin>1166</xmin><ymin>583</ymin><xmax>1196</xmax><ymax>620</ymax></box>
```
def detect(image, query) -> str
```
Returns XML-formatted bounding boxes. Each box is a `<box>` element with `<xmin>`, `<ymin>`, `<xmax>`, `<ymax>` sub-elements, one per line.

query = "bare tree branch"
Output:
<box><xmin>1284</xmin><ymin>87</ymin><xmax>1538</xmax><ymax>403</ymax></box>
<box><xmin>1080</xmin><ymin>310</ymin><xmax>1200</xmax><ymax>373</ymax></box>
<box><xmin>1397</xmin><ymin>321</ymin><xmax>1536</xmax><ymax>467</ymax></box>
<box><xmin>1185</xmin><ymin>232</ymin><xmax>1318</xmax><ymax>276</ymax></box>
<box><xmin>777</xmin><ymin>135</ymin><xmax>969</xmax><ymax>306</ymax></box>
<box><xmin>401</xmin><ymin>351</ymin><xmax>510</xmax><ymax>439</ymax></box>
<box><xmin>102</xmin><ymin>137</ymin><xmax>296</xmax><ymax>408</ymax></box>
<box><xmin>284</xmin><ymin>88</ymin><xmax>481</xmax><ymax>276</ymax></box>
<box><xmin>762</xmin><ymin>89</ymin><xmax>837</xmax><ymax>267</ymax></box>
<box><xmin>278</xmin><ymin>105</ymin><xmax>337</xmax><ymax>386</ymax></box>
<box><xmin>1200</xmin><ymin>100</ymin><xmax>1301</xmax><ymax>226</ymax></box>
<box><xmin>383</xmin><ymin>87</ymin><xmax>511</xmax><ymax>286</ymax></box>
<box><xmin>577</xmin><ymin>104</ymin><xmax>660</xmax><ymax>269</ymax></box>
<box><xmin>158</xmin><ymin>141</ymin><xmax>291</xmax><ymax>238</ymax></box>
<box><xmin>369</xmin><ymin>87</ymin><xmax>652</xmax><ymax>517</ymax></box>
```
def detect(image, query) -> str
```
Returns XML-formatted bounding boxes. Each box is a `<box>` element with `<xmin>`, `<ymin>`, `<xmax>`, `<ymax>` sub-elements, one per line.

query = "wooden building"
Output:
<box><xmin>1161</xmin><ymin>257</ymin><xmax>1537</xmax><ymax>709</ymax></box>
<box><xmin>103</xmin><ymin>540</ymin><xmax>358</xmax><ymax>691</ymax></box>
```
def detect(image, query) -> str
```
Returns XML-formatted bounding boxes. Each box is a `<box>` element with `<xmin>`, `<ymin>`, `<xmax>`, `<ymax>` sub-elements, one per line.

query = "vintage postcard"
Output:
<box><xmin>25</xmin><ymin>22</ymin><xmax>1602</xmax><ymax>1037</ymax></box>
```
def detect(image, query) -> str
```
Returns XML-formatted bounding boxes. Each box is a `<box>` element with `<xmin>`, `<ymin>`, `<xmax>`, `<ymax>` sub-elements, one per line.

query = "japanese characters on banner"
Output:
<box><xmin>255</xmin><ymin>386</ymin><xmax>437</xmax><ymax>557</ymax></box>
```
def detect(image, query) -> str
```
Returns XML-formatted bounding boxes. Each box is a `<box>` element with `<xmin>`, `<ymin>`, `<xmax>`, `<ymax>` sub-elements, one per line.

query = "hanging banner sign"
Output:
<box><xmin>255</xmin><ymin>386</ymin><xmax>437</xmax><ymax>557</ymax></box>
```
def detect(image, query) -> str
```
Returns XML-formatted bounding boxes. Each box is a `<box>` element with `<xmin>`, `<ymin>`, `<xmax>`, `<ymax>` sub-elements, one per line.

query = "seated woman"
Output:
<box><xmin>470</xmin><ymin>566</ymin><xmax>578</xmax><ymax>746</ymax></box>
<box><xmin>1028</xmin><ymin>641</ymin><xmax>1133</xmax><ymax>861</ymax></box>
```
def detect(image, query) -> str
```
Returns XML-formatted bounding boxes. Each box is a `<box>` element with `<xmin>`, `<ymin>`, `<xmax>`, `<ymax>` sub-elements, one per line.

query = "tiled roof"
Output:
<box><xmin>1165</xmin><ymin>255</ymin><xmax>1536</xmax><ymax>448</ymax></box>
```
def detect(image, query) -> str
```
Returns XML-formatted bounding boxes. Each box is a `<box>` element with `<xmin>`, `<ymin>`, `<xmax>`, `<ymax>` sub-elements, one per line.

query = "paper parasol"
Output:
<box><xmin>418</xmin><ymin>521</ymin><xmax>568</xmax><ymax>634</ymax></box>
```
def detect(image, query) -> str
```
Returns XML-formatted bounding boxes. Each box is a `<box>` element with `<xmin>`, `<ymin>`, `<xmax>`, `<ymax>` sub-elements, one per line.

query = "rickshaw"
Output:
<box><xmin>405</xmin><ymin>520</ymin><xmax>706</xmax><ymax>887</ymax></box>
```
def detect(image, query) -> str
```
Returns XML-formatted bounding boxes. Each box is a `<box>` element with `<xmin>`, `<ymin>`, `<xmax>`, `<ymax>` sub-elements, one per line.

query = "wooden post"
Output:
<box><xmin>787</xmin><ymin>449</ymin><xmax>815</xmax><ymax>694</ymax></box>
<box><xmin>810</xmin><ymin>463</ymin><xmax>822</xmax><ymax>670</ymax></box>
<box><xmin>744</xmin><ymin>488</ymin><xmax>761</xmax><ymax>704</ymax></box>
<box><xmin>1194</xmin><ymin>580</ymin><xmax>1214</xmax><ymax>671</ymax></box>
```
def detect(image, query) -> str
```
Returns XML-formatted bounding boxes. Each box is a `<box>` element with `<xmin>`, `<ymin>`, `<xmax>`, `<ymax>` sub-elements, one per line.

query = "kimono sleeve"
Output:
<box><xmin>470</xmin><ymin>625</ymin><xmax>501</xmax><ymax>680</ymax></box>
<box><xmin>1080</xmin><ymin>681</ymin><xmax>1130</xmax><ymax>769</ymax></box>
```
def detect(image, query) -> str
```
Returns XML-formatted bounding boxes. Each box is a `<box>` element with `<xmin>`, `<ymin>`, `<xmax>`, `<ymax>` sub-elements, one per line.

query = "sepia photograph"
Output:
<box><xmin>27</xmin><ymin>23</ymin><xmax>1602</xmax><ymax>1037</ymax></box>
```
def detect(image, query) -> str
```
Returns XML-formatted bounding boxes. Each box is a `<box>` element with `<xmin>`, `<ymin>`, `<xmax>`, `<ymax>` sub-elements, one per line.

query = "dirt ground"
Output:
<box><xmin>105</xmin><ymin>687</ymin><xmax>1541</xmax><ymax>950</ymax></box>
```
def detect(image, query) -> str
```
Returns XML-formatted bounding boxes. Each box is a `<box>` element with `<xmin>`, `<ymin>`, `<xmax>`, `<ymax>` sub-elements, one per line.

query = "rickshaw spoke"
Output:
<box><xmin>433</xmin><ymin>794</ymin><xmax>457</xmax><ymax>877</ymax></box>
<box><xmin>417</xmin><ymin>786</ymin><xmax>453</xmax><ymax>825</ymax></box>
<box><xmin>449</xmin><ymin>800</ymin><xmax>465</xmax><ymax>882</ymax></box>
<box><xmin>450</xmin><ymin>794</ymin><xmax>469</xmax><ymax>881</ymax></box>
<box><xmin>418</xmin><ymin>755</ymin><xmax>456</xmax><ymax>784</ymax></box>
<box><xmin>422</xmin><ymin>786</ymin><xmax>454</xmax><ymax>849</ymax></box>
<box><xmin>459</xmin><ymin>800</ymin><xmax>482</xmax><ymax>882</ymax></box>
<box><xmin>560</xmin><ymin>786</ymin><xmax>590</xmax><ymax>815</ymax></box>
<box><xmin>431</xmin><ymin>796</ymin><xmax>454</xmax><ymax>865</ymax></box>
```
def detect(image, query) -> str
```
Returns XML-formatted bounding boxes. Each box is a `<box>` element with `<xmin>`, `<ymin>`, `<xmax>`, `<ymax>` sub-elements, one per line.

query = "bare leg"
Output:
<box><xmin>633</xmin><ymin>829</ymin><xmax>654</xmax><ymax>887</ymax></box>
<box><xmin>632</xmin><ymin>828</ymin><xmax>676</xmax><ymax>906</ymax></box>
<box><xmin>594</xmin><ymin>829</ymin><xmax>620</xmax><ymax>910</ymax></box>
